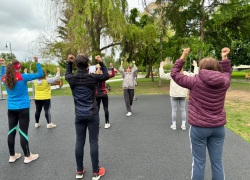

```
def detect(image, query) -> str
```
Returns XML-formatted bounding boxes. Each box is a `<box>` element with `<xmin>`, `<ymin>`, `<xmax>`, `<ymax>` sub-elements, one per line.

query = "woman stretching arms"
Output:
<box><xmin>159</xmin><ymin>61</ymin><xmax>199</xmax><ymax>130</ymax></box>
<box><xmin>0</xmin><ymin>57</ymin><xmax>43</xmax><ymax>163</ymax></box>
<box><xmin>26</xmin><ymin>68</ymin><xmax>60</xmax><ymax>128</ymax></box>
<box><xmin>119</xmin><ymin>61</ymin><xmax>137</xmax><ymax>116</ymax></box>
<box><xmin>171</xmin><ymin>48</ymin><xmax>231</xmax><ymax>180</ymax></box>
<box><xmin>95</xmin><ymin>63</ymin><xmax>115</xmax><ymax>129</ymax></box>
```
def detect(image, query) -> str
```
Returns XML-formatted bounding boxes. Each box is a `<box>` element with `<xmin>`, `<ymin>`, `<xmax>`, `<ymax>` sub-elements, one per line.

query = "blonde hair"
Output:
<box><xmin>96</xmin><ymin>64</ymin><xmax>102</xmax><ymax>74</ymax></box>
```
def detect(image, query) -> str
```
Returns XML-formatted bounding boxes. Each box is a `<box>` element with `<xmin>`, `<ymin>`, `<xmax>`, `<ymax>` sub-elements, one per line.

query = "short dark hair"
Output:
<box><xmin>199</xmin><ymin>57</ymin><xmax>222</xmax><ymax>73</ymax></box>
<box><xmin>75</xmin><ymin>54</ymin><xmax>89</xmax><ymax>68</ymax></box>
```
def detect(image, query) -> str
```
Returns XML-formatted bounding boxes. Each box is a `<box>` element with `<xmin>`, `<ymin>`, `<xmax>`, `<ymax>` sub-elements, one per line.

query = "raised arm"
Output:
<box><xmin>94</xmin><ymin>55</ymin><xmax>109</xmax><ymax>82</ymax></box>
<box><xmin>109</xmin><ymin>63</ymin><xmax>115</xmax><ymax>78</ymax></box>
<box><xmin>220</xmin><ymin>47</ymin><xmax>232</xmax><ymax>82</ymax></box>
<box><xmin>0</xmin><ymin>58</ymin><xmax>6</xmax><ymax>80</ymax></box>
<box><xmin>23</xmin><ymin>69</ymin><xmax>34</xmax><ymax>84</ymax></box>
<box><xmin>171</xmin><ymin>48</ymin><xmax>196</xmax><ymax>90</ymax></box>
<box><xmin>132</xmin><ymin>61</ymin><xmax>138</xmax><ymax>78</ymax></box>
<box><xmin>47</xmin><ymin>68</ymin><xmax>60</xmax><ymax>84</ymax></box>
<box><xmin>159</xmin><ymin>61</ymin><xmax>171</xmax><ymax>80</ymax></box>
<box><xmin>119</xmin><ymin>61</ymin><xmax>125</xmax><ymax>78</ymax></box>
<box><xmin>183</xmin><ymin>60</ymin><xmax>199</xmax><ymax>77</ymax></box>
<box><xmin>65</xmin><ymin>55</ymin><xmax>75</xmax><ymax>82</ymax></box>
<box><xmin>22</xmin><ymin>57</ymin><xmax>44</xmax><ymax>82</ymax></box>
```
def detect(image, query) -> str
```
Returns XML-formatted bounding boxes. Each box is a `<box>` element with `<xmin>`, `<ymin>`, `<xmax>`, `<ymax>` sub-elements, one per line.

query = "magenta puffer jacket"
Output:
<box><xmin>171</xmin><ymin>59</ymin><xmax>231</xmax><ymax>127</ymax></box>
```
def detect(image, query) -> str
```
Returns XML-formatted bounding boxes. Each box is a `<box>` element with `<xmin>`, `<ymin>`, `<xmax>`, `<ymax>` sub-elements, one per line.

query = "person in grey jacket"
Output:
<box><xmin>119</xmin><ymin>60</ymin><xmax>138</xmax><ymax>117</ymax></box>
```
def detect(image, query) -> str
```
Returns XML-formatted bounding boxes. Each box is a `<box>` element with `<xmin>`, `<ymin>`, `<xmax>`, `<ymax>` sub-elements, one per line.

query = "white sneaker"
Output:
<box><xmin>170</xmin><ymin>125</ymin><xmax>177</xmax><ymax>130</ymax></box>
<box><xmin>24</xmin><ymin>153</ymin><xmax>39</xmax><ymax>164</ymax></box>
<box><xmin>181</xmin><ymin>125</ymin><xmax>186</xmax><ymax>130</ymax></box>
<box><xmin>126</xmin><ymin>112</ymin><xmax>132</xmax><ymax>117</ymax></box>
<box><xmin>35</xmin><ymin>123</ymin><xmax>40</xmax><ymax>128</ymax></box>
<box><xmin>47</xmin><ymin>123</ymin><xmax>57</xmax><ymax>129</ymax></box>
<box><xmin>105</xmin><ymin>123</ymin><xmax>111</xmax><ymax>129</ymax></box>
<box><xmin>9</xmin><ymin>153</ymin><xmax>21</xmax><ymax>163</ymax></box>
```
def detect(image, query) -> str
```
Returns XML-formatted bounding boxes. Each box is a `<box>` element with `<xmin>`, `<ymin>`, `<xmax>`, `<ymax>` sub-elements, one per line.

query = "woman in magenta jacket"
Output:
<box><xmin>171</xmin><ymin>47</ymin><xmax>231</xmax><ymax>180</ymax></box>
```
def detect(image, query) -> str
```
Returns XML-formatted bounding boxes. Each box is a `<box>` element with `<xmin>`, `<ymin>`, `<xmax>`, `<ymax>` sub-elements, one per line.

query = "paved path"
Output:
<box><xmin>0</xmin><ymin>95</ymin><xmax>250</xmax><ymax>180</ymax></box>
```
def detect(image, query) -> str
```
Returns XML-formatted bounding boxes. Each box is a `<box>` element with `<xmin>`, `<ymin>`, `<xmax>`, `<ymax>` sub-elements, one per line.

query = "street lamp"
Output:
<box><xmin>5</xmin><ymin>41</ymin><xmax>12</xmax><ymax>60</ymax></box>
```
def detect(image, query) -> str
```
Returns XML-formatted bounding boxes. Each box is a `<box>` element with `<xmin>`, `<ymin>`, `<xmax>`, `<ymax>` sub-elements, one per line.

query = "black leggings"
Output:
<box><xmin>75</xmin><ymin>114</ymin><xmax>99</xmax><ymax>173</ymax></box>
<box><xmin>8</xmin><ymin>108</ymin><xmax>31</xmax><ymax>157</ymax></box>
<box><xmin>96</xmin><ymin>95</ymin><xmax>109</xmax><ymax>123</ymax></box>
<box><xmin>35</xmin><ymin>99</ymin><xmax>51</xmax><ymax>124</ymax></box>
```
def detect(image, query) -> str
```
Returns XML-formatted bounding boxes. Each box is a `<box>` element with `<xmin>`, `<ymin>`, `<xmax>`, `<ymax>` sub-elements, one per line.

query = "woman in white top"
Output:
<box><xmin>159</xmin><ymin>60</ymin><xmax>199</xmax><ymax>130</ymax></box>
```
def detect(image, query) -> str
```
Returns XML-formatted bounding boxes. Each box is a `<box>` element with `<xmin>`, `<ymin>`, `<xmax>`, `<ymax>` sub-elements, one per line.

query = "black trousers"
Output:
<box><xmin>35</xmin><ymin>99</ymin><xmax>51</xmax><ymax>124</ymax></box>
<box><xmin>124</xmin><ymin>89</ymin><xmax>134</xmax><ymax>112</ymax></box>
<box><xmin>75</xmin><ymin>113</ymin><xmax>99</xmax><ymax>173</ymax></box>
<box><xmin>96</xmin><ymin>95</ymin><xmax>109</xmax><ymax>123</ymax></box>
<box><xmin>8</xmin><ymin>108</ymin><xmax>31</xmax><ymax>157</ymax></box>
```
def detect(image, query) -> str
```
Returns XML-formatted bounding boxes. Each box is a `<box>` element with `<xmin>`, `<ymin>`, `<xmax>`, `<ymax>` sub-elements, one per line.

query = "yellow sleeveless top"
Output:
<box><xmin>34</xmin><ymin>80</ymin><xmax>51</xmax><ymax>100</ymax></box>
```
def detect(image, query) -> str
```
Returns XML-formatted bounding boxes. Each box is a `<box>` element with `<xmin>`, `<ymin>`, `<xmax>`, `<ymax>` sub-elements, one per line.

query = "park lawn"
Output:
<box><xmin>229</xmin><ymin>82</ymin><xmax>250</xmax><ymax>92</ymax></box>
<box><xmin>225</xmin><ymin>100</ymin><xmax>250</xmax><ymax>142</ymax></box>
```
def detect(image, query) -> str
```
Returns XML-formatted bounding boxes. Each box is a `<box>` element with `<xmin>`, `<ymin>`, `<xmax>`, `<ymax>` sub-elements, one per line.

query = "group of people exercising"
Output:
<box><xmin>0</xmin><ymin>46</ymin><xmax>231</xmax><ymax>180</ymax></box>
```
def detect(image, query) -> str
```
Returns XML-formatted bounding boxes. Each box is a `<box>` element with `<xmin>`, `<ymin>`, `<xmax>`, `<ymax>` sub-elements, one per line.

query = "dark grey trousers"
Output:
<box><xmin>124</xmin><ymin>89</ymin><xmax>134</xmax><ymax>112</ymax></box>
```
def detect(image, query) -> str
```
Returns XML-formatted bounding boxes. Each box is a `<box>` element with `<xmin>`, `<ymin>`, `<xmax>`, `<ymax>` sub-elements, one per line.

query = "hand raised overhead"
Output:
<box><xmin>68</xmin><ymin>55</ymin><xmax>75</xmax><ymax>62</ymax></box>
<box><xmin>95</xmin><ymin>55</ymin><xmax>102</xmax><ymax>62</ymax></box>
<box><xmin>221</xmin><ymin>48</ymin><xmax>230</xmax><ymax>60</ymax></box>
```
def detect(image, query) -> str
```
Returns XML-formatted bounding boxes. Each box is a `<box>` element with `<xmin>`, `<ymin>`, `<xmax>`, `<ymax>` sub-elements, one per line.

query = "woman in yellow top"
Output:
<box><xmin>25</xmin><ymin>68</ymin><xmax>60</xmax><ymax>129</ymax></box>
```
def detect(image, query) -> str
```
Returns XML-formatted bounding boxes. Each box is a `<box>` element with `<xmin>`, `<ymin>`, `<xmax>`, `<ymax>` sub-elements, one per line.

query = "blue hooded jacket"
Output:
<box><xmin>1</xmin><ymin>63</ymin><xmax>43</xmax><ymax>110</ymax></box>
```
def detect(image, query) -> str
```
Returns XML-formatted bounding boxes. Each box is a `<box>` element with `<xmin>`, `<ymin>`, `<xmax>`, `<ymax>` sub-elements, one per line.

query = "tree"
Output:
<box><xmin>156</xmin><ymin>0</ymin><xmax>250</xmax><ymax>64</ymax></box>
<box><xmin>64</xmin><ymin>0</ymin><xmax>127</xmax><ymax>64</ymax></box>
<box><xmin>0</xmin><ymin>53</ymin><xmax>17</xmax><ymax>62</ymax></box>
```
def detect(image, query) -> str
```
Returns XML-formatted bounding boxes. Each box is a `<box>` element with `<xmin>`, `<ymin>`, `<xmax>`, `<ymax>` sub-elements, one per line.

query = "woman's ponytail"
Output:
<box><xmin>5</xmin><ymin>60</ymin><xmax>19</xmax><ymax>90</ymax></box>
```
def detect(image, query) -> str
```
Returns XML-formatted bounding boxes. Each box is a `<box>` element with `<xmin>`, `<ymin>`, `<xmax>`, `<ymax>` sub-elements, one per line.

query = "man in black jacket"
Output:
<box><xmin>65</xmin><ymin>54</ymin><xmax>109</xmax><ymax>180</ymax></box>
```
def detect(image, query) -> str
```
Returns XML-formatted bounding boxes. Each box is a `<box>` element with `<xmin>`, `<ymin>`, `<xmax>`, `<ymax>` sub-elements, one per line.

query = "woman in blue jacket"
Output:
<box><xmin>0</xmin><ymin>57</ymin><xmax>43</xmax><ymax>164</ymax></box>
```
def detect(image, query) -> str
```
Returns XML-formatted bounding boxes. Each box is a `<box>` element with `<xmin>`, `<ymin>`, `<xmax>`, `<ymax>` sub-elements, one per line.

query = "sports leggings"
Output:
<box><xmin>170</xmin><ymin>96</ymin><xmax>186</xmax><ymax>123</ymax></box>
<box><xmin>96</xmin><ymin>95</ymin><xmax>109</xmax><ymax>123</ymax></box>
<box><xmin>35</xmin><ymin>99</ymin><xmax>51</xmax><ymax>124</ymax></box>
<box><xmin>8</xmin><ymin>108</ymin><xmax>31</xmax><ymax>157</ymax></box>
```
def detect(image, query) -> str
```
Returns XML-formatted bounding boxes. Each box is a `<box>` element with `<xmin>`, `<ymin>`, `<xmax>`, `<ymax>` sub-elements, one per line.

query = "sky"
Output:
<box><xmin>0</xmin><ymin>0</ymin><xmax>147</xmax><ymax>63</ymax></box>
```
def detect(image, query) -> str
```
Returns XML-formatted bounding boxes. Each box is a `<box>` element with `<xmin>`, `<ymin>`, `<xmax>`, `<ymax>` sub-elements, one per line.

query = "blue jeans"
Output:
<box><xmin>75</xmin><ymin>113</ymin><xmax>99</xmax><ymax>173</ymax></box>
<box><xmin>190</xmin><ymin>125</ymin><xmax>225</xmax><ymax>180</ymax></box>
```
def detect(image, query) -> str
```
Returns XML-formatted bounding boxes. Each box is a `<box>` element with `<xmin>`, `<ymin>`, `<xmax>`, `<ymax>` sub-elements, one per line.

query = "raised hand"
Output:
<box><xmin>33</xmin><ymin>56</ymin><xmax>38</xmax><ymax>63</ymax></box>
<box><xmin>0</xmin><ymin>58</ymin><xmax>5</xmax><ymax>66</ymax></box>
<box><xmin>180</xmin><ymin>48</ymin><xmax>190</xmax><ymax>59</ymax></box>
<box><xmin>57</xmin><ymin>68</ymin><xmax>60</xmax><ymax>73</ymax></box>
<box><xmin>110</xmin><ymin>63</ymin><xmax>113</xmax><ymax>68</ymax></box>
<box><xmin>160</xmin><ymin>61</ymin><xmax>165</xmax><ymax>68</ymax></box>
<box><xmin>221</xmin><ymin>48</ymin><xmax>230</xmax><ymax>60</ymax></box>
<box><xmin>95</xmin><ymin>55</ymin><xmax>102</xmax><ymax>62</ymax></box>
<box><xmin>192</xmin><ymin>60</ymin><xmax>197</xmax><ymax>67</ymax></box>
<box><xmin>132</xmin><ymin>61</ymin><xmax>135</xmax><ymax>64</ymax></box>
<box><xmin>68</xmin><ymin>55</ymin><xmax>75</xmax><ymax>62</ymax></box>
<box><xmin>24</xmin><ymin>68</ymin><xmax>28</xmax><ymax>73</ymax></box>
<box><xmin>121</xmin><ymin>61</ymin><xmax>123</xmax><ymax>66</ymax></box>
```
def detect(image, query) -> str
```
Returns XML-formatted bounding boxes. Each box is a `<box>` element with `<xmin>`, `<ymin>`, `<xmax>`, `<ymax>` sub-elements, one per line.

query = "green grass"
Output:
<box><xmin>229</xmin><ymin>82</ymin><xmax>250</xmax><ymax>92</ymax></box>
<box><xmin>225</xmin><ymin>100</ymin><xmax>250</xmax><ymax>142</ymax></box>
<box><xmin>232</xmin><ymin>71</ymin><xmax>246</xmax><ymax>77</ymax></box>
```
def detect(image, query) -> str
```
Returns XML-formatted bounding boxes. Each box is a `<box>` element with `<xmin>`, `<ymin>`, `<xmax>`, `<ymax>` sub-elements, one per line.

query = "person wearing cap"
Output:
<box><xmin>0</xmin><ymin>57</ymin><xmax>43</xmax><ymax>164</ymax></box>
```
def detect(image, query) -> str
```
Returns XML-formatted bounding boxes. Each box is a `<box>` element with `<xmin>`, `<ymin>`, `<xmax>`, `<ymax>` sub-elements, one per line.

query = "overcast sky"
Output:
<box><xmin>0</xmin><ymin>0</ymin><xmax>147</xmax><ymax>63</ymax></box>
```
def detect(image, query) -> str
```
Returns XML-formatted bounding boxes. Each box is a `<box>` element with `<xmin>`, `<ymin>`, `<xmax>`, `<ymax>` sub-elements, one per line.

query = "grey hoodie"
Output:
<box><xmin>119</xmin><ymin>65</ymin><xmax>138</xmax><ymax>89</ymax></box>
<box><xmin>28</xmin><ymin>73</ymin><xmax>60</xmax><ymax>85</ymax></box>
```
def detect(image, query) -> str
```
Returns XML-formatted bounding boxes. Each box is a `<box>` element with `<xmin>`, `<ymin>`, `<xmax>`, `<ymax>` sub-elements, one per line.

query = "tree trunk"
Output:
<box><xmin>198</xmin><ymin>0</ymin><xmax>206</xmax><ymax>62</ymax></box>
<box><xmin>145</xmin><ymin>64</ymin><xmax>150</xmax><ymax>78</ymax></box>
<box><xmin>149</xmin><ymin>57</ymin><xmax>154</xmax><ymax>82</ymax></box>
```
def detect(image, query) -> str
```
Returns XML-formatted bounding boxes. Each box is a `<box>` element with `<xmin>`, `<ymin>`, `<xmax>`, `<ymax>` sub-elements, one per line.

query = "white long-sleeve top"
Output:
<box><xmin>159</xmin><ymin>67</ymin><xmax>199</xmax><ymax>97</ymax></box>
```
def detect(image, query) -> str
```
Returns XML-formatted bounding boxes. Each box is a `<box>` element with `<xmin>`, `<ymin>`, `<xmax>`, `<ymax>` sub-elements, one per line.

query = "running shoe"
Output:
<box><xmin>104</xmin><ymin>123</ymin><xmax>111</xmax><ymax>129</ymax></box>
<box><xmin>170</xmin><ymin>125</ymin><xmax>177</xmax><ymax>130</ymax></box>
<box><xmin>181</xmin><ymin>125</ymin><xmax>186</xmax><ymax>130</ymax></box>
<box><xmin>9</xmin><ymin>153</ymin><xmax>21</xmax><ymax>163</ymax></box>
<box><xmin>126</xmin><ymin>112</ymin><xmax>132</xmax><ymax>117</ymax></box>
<box><xmin>47</xmin><ymin>123</ymin><xmax>57</xmax><ymax>129</ymax></box>
<box><xmin>24</xmin><ymin>153</ymin><xmax>39</xmax><ymax>164</ymax></box>
<box><xmin>35</xmin><ymin>123</ymin><xmax>40</xmax><ymax>128</ymax></box>
<box><xmin>76</xmin><ymin>168</ymin><xmax>85</xmax><ymax>179</ymax></box>
<box><xmin>92</xmin><ymin>167</ymin><xmax>105</xmax><ymax>180</ymax></box>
